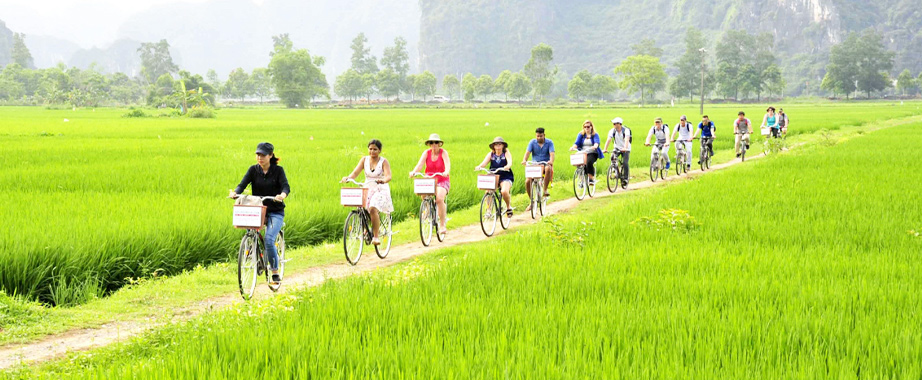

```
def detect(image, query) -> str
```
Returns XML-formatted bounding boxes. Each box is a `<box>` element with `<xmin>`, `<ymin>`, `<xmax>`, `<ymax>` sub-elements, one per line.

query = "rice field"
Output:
<box><xmin>11</xmin><ymin>117</ymin><xmax>922</xmax><ymax>379</ymax></box>
<box><xmin>1</xmin><ymin>103</ymin><xmax>920</xmax><ymax>305</ymax></box>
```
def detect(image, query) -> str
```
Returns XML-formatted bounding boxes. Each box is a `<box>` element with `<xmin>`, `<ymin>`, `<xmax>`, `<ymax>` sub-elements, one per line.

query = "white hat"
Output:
<box><xmin>611</xmin><ymin>117</ymin><xmax>623</xmax><ymax>124</ymax></box>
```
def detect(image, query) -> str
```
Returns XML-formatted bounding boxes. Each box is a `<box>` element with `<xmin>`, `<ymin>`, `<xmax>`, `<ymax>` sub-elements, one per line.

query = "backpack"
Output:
<box><xmin>614</xmin><ymin>126</ymin><xmax>632</xmax><ymax>143</ymax></box>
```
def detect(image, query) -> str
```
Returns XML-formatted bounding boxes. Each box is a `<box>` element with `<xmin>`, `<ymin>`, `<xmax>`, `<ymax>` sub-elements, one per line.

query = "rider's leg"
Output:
<box><xmin>586</xmin><ymin>153</ymin><xmax>598</xmax><ymax>181</ymax></box>
<box><xmin>685</xmin><ymin>141</ymin><xmax>693</xmax><ymax>166</ymax></box>
<box><xmin>621</xmin><ymin>151</ymin><xmax>630</xmax><ymax>182</ymax></box>
<box><xmin>525</xmin><ymin>178</ymin><xmax>534</xmax><ymax>211</ymax></box>
<box><xmin>264</xmin><ymin>211</ymin><xmax>284</xmax><ymax>271</ymax></box>
<box><xmin>543</xmin><ymin>165</ymin><xmax>554</xmax><ymax>195</ymax></box>
<box><xmin>735</xmin><ymin>134</ymin><xmax>742</xmax><ymax>155</ymax></box>
<box><xmin>435</xmin><ymin>186</ymin><xmax>448</xmax><ymax>231</ymax></box>
<box><xmin>369</xmin><ymin>206</ymin><xmax>381</xmax><ymax>239</ymax></box>
<box><xmin>500</xmin><ymin>180</ymin><xmax>512</xmax><ymax>209</ymax></box>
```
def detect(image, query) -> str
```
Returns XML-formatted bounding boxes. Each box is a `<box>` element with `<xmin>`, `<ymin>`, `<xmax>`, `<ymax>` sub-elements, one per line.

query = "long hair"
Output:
<box><xmin>270</xmin><ymin>154</ymin><xmax>280</xmax><ymax>165</ymax></box>
<box><xmin>582</xmin><ymin>120</ymin><xmax>595</xmax><ymax>137</ymax></box>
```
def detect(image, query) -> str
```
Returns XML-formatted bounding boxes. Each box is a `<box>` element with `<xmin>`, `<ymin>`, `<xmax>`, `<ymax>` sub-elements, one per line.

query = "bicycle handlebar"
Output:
<box><xmin>343</xmin><ymin>178</ymin><xmax>365</xmax><ymax>186</ymax></box>
<box><xmin>229</xmin><ymin>194</ymin><xmax>283</xmax><ymax>203</ymax></box>
<box><xmin>476</xmin><ymin>168</ymin><xmax>510</xmax><ymax>174</ymax></box>
<box><xmin>413</xmin><ymin>172</ymin><xmax>445</xmax><ymax>178</ymax></box>
<box><xmin>525</xmin><ymin>161</ymin><xmax>549</xmax><ymax>165</ymax></box>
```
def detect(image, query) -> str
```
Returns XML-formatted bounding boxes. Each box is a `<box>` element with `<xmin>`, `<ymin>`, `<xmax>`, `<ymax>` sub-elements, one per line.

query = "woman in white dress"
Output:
<box><xmin>341</xmin><ymin>139</ymin><xmax>393</xmax><ymax>245</ymax></box>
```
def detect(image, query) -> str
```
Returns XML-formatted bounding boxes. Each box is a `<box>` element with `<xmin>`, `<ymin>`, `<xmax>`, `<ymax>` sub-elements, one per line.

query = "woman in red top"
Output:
<box><xmin>409</xmin><ymin>133</ymin><xmax>452</xmax><ymax>235</ymax></box>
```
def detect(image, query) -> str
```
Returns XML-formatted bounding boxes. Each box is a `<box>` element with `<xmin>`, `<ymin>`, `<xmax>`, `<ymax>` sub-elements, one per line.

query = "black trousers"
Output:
<box><xmin>614</xmin><ymin>151</ymin><xmax>630</xmax><ymax>180</ymax></box>
<box><xmin>586</xmin><ymin>153</ymin><xmax>598</xmax><ymax>176</ymax></box>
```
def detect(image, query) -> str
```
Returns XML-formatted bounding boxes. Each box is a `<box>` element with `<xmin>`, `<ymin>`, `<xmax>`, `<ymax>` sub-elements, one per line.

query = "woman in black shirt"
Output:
<box><xmin>229</xmin><ymin>142</ymin><xmax>290</xmax><ymax>285</ymax></box>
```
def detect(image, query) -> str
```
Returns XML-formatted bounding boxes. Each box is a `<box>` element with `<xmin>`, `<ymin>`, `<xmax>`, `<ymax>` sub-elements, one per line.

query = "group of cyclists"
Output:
<box><xmin>229</xmin><ymin>107</ymin><xmax>790</xmax><ymax>286</ymax></box>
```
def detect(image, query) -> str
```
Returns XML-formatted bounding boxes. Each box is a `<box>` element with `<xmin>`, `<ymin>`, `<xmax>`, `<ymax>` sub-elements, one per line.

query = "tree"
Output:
<box><xmin>334</xmin><ymin>69</ymin><xmax>364</xmax><ymax>103</ymax></box>
<box><xmin>11</xmin><ymin>33</ymin><xmax>34</xmax><ymax>69</ymax></box>
<box><xmin>589</xmin><ymin>75</ymin><xmax>618</xmax><ymax>101</ymax></box>
<box><xmin>268</xmin><ymin>35</ymin><xmax>329</xmax><ymax>107</ymax></box>
<box><xmin>506</xmin><ymin>72</ymin><xmax>533</xmax><ymax>101</ymax></box>
<box><xmin>206</xmin><ymin>69</ymin><xmax>222</xmax><ymax>95</ymax></box>
<box><xmin>137</xmin><ymin>40</ymin><xmax>179</xmax><ymax>84</ymax></box>
<box><xmin>614</xmin><ymin>55</ymin><xmax>667</xmax><ymax>106</ymax></box>
<box><xmin>670</xmin><ymin>27</ymin><xmax>711</xmax><ymax>102</ymax></box>
<box><xmin>248</xmin><ymin>68</ymin><xmax>272</xmax><ymax>103</ymax></box>
<box><xmin>493</xmin><ymin>70</ymin><xmax>513</xmax><ymax>101</ymax></box>
<box><xmin>225</xmin><ymin>68</ymin><xmax>250</xmax><ymax>101</ymax></box>
<box><xmin>380</xmin><ymin>37</ymin><xmax>409</xmax><ymax>99</ymax></box>
<box><xmin>567</xmin><ymin>71</ymin><xmax>591</xmax><ymax>102</ymax></box>
<box><xmin>376</xmin><ymin>68</ymin><xmax>400</xmax><ymax>101</ymax></box>
<box><xmin>361</xmin><ymin>73</ymin><xmax>376</xmax><ymax>104</ymax></box>
<box><xmin>895</xmin><ymin>69</ymin><xmax>916</xmax><ymax>95</ymax></box>
<box><xmin>855</xmin><ymin>30</ymin><xmax>895</xmax><ymax>98</ymax></box>
<box><xmin>414</xmin><ymin>71</ymin><xmax>437</xmax><ymax>101</ymax></box>
<box><xmin>523</xmin><ymin>43</ymin><xmax>557</xmax><ymax>101</ymax></box>
<box><xmin>405</xmin><ymin>74</ymin><xmax>418</xmax><ymax>100</ymax></box>
<box><xmin>442</xmin><ymin>74</ymin><xmax>460</xmax><ymax>101</ymax></box>
<box><xmin>631</xmin><ymin>38</ymin><xmax>663</xmax><ymax>58</ymax></box>
<box><xmin>475</xmin><ymin>74</ymin><xmax>494</xmax><ymax>101</ymax></box>
<box><xmin>762</xmin><ymin>64</ymin><xmax>785</xmax><ymax>98</ymax></box>
<box><xmin>350</xmin><ymin>33</ymin><xmax>378</xmax><ymax>75</ymax></box>
<box><xmin>461</xmin><ymin>73</ymin><xmax>477</xmax><ymax>102</ymax></box>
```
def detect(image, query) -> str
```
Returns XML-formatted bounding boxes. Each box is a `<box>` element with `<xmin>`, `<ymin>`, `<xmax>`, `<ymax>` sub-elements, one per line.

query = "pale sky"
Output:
<box><xmin>0</xmin><ymin>0</ymin><xmax>258</xmax><ymax>48</ymax></box>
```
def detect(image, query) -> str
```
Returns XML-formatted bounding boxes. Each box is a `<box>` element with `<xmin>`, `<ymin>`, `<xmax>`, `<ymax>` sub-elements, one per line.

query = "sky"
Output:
<box><xmin>0</xmin><ymin>0</ymin><xmax>231</xmax><ymax>48</ymax></box>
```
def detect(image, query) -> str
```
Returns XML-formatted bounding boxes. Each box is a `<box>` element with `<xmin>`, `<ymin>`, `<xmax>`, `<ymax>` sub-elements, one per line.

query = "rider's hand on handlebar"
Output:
<box><xmin>408</xmin><ymin>171</ymin><xmax>416</xmax><ymax>178</ymax></box>
<box><xmin>227</xmin><ymin>190</ymin><xmax>239</xmax><ymax>199</ymax></box>
<box><xmin>274</xmin><ymin>194</ymin><xmax>286</xmax><ymax>202</ymax></box>
<box><xmin>340</xmin><ymin>177</ymin><xmax>350</xmax><ymax>183</ymax></box>
<box><xmin>474</xmin><ymin>166</ymin><xmax>482</xmax><ymax>171</ymax></box>
<box><xmin>644</xmin><ymin>143</ymin><xmax>651</xmax><ymax>147</ymax></box>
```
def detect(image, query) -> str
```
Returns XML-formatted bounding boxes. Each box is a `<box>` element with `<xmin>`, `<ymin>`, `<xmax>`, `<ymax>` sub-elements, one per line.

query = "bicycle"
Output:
<box><xmin>604</xmin><ymin>150</ymin><xmax>628</xmax><ymax>192</ymax></box>
<box><xmin>413</xmin><ymin>173</ymin><xmax>447</xmax><ymax>246</ymax></box>
<box><xmin>736</xmin><ymin>132</ymin><xmax>750</xmax><ymax>162</ymax></box>
<box><xmin>230</xmin><ymin>195</ymin><xmax>287</xmax><ymax>300</ymax></box>
<box><xmin>476</xmin><ymin>168</ymin><xmax>512</xmax><ymax>236</ymax></box>
<box><xmin>699</xmin><ymin>137</ymin><xmax>714</xmax><ymax>171</ymax></box>
<box><xmin>570</xmin><ymin>153</ymin><xmax>596</xmax><ymax>200</ymax></box>
<box><xmin>340</xmin><ymin>179</ymin><xmax>394</xmax><ymax>265</ymax></box>
<box><xmin>525</xmin><ymin>161</ymin><xmax>549</xmax><ymax>219</ymax></box>
<box><xmin>674</xmin><ymin>140</ymin><xmax>691</xmax><ymax>176</ymax></box>
<box><xmin>648</xmin><ymin>143</ymin><xmax>667</xmax><ymax>182</ymax></box>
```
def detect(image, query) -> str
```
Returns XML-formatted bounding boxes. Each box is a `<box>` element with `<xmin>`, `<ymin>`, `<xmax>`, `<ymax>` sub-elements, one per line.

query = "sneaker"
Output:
<box><xmin>505</xmin><ymin>209</ymin><xmax>513</xmax><ymax>218</ymax></box>
<box><xmin>372</xmin><ymin>237</ymin><xmax>381</xmax><ymax>245</ymax></box>
<box><xmin>736</xmin><ymin>153</ymin><xmax>741</xmax><ymax>158</ymax></box>
<box><xmin>271</xmin><ymin>273</ymin><xmax>281</xmax><ymax>285</ymax></box>
<box><xmin>665</xmin><ymin>162</ymin><xmax>670</xmax><ymax>170</ymax></box>
<box><xmin>588</xmin><ymin>179</ymin><xmax>596</xmax><ymax>186</ymax></box>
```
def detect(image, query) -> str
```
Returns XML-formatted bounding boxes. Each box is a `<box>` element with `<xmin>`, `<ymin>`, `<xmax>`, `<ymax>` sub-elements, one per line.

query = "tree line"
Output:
<box><xmin>0</xmin><ymin>27</ymin><xmax>918</xmax><ymax>109</ymax></box>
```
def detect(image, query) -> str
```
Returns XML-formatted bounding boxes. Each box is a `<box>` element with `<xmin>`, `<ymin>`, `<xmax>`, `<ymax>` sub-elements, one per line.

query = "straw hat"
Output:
<box><xmin>489</xmin><ymin>136</ymin><xmax>508</xmax><ymax>149</ymax></box>
<box><xmin>425</xmin><ymin>133</ymin><xmax>443</xmax><ymax>145</ymax></box>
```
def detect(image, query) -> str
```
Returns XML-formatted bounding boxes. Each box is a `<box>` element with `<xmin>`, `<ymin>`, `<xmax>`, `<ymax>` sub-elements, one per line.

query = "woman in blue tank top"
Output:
<box><xmin>475</xmin><ymin>137</ymin><xmax>515</xmax><ymax>217</ymax></box>
<box><xmin>762</xmin><ymin>106</ymin><xmax>781</xmax><ymax>138</ymax></box>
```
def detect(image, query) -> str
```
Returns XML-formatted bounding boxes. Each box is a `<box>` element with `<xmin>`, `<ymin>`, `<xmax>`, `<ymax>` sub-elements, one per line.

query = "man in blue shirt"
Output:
<box><xmin>692</xmin><ymin>115</ymin><xmax>716</xmax><ymax>164</ymax></box>
<box><xmin>521</xmin><ymin>127</ymin><xmax>555</xmax><ymax>210</ymax></box>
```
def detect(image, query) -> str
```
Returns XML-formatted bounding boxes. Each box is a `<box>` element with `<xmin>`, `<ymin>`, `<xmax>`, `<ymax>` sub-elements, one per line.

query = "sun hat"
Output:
<box><xmin>255</xmin><ymin>142</ymin><xmax>274</xmax><ymax>155</ymax></box>
<box><xmin>425</xmin><ymin>133</ymin><xmax>443</xmax><ymax>145</ymax></box>
<box><xmin>489</xmin><ymin>136</ymin><xmax>508</xmax><ymax>149</ymax></box>
<box><xmin>611</xmin><ymin>117</ymin><xmax>623</xmax><ymax>124</ymax></box>
<box><xmin>680</xmin><ymin>115</ymin><xmax>687</xmax><ymax>121</ymax></box>
<box><xmin>654</xmin><ymin>117</ymin><xmax>663</xmax><ymax>123</ymax></box>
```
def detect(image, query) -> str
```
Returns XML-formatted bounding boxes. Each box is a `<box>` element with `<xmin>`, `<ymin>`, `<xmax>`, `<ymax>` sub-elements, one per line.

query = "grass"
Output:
<box><xmin>6</xmin><ymin>117</ymin><xmax>922</xmax><ymax>378</ymax></box>
<box><xmin>1</xmin><ymin>103</ymin><xmax>921</xmax><ymax>307</ymax></box>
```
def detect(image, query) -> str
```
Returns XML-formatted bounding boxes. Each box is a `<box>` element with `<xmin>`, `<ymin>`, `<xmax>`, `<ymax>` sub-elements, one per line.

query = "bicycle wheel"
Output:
<box><xmin>659</xmin><ymin>156</ymin><xmax>667</xmax><ymax>180</ymax></box>
<box><xmin>480</xmin><ymin>192</ymin><xmax>497</xmax><ymax>237</ymax></box>
<box><xmin>649</xmin><ymin>161</ymin><xmax>657</xmax><ymax>182</ymax></box>
<box><xmin>741</xmin><ymin>144</ymin><xmax>747</xmax><ymax>162</ymax></box>
<box><xmin>539</xmin><ymin>190</ymin><xmax>546</xmax><ymax>216</ymax></box>
<box><xmin>375</xmin><ymin>213</ymin><xmax>392</xmax><ymax>259</ymax></box>
<box><xmin>530</xmin><ymin>182</ymin><xmax>540</xmax><ymax>219</ymax></box>
<box><xmin>499</xmin><ymin>192</ymin><xmax>511</xmax><ymax>230</ymax></box>
<box><xmin>606</xmin><ymin>163</ymin><xmax>618</xmax><ymax>193</ymax></box>
<box><xmin>343</xmin><ymin>211</ymin><xmax>364</xmax><ymax>265</ymax></box>
<box><xmin>419</xmin><ymin>200</ymin><xmax>433</xmax><ymax>246</ymax></box>
<box><xmin>268</xmin><ymin>231</ymin><xmax>285</xmax><ymax>292</ymax></box>
<box><xmin>587</xmin><ymin>170</ymin><xmax>595</xmax><ymax>198</ymax></box>
<box><xmin>675</xmin><ymin>153</ymin><xmax>683</xmax><ymax>176</ymax></box>
<box><xmin>237</xmin><ymin>233</ymin><xmax>258</xmax><ymax>300</ymax></box>
<box><xmin>435</xmin><ymin>201</ymin><xmax>446</xmax><ymax>242</ymax></box>
<box><xmin>700</xmin><ymin>151</ymin><xmax>707</xmax><ymax>171</ymax></box>
<box><xmin>573</xmin><ymin>168</ymin><xmax>586</xmax><ymax>200</ymax></box>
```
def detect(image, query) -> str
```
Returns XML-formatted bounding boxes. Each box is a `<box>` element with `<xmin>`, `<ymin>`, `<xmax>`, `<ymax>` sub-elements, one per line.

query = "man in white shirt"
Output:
<box><xmin>670</xmin><ymin>115</ymin><xmax>694</xmax><ymax>170</ymax></box>
<box><xmin>603</xmin><ymin>117</ymin><xmax>631</xmax><ymax>186</ymax></box>
<box><xmin>645</xmin><ymin>117</ymin><xmax>671</xmax><ymax>170</ymax></box>
<box><xmin>733</xmin><ymin>111</ymin><xmax>753</xmax><ymax>158</ymax></box>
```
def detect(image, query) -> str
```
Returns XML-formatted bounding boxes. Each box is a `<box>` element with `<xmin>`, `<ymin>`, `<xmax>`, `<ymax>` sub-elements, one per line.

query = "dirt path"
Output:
<box><xmin>0</xmin><ymin>156</ymin><xmax>752</xmax><ymax>370</ymax></box>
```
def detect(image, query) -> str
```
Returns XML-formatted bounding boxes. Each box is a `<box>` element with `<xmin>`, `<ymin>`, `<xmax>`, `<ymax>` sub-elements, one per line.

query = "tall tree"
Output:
<box><xmin>137</xmin><ymin>39</ymin><xmax>179</xmax><ymax>84</ymax></box>
<box><xmin>589</xmin><ymin>74</ymin><xmax>618</xmax><ymax>101</ymax></box>
<box><xmin>415</xmin><ymin>71</ymin><xmax>438</xmax><ymax>101</ymax></box>
<box><xmin>614</xmin><ymin>55</ymin><xmax>667</xmax><ymax>106</ymax></box>
<box><xmin>506</xmin><ymin>72</ymin><xmax>532</xmax><ymax>102</ymax></box>
<box><xmin>493</xmin><ymin>70</ymin><xmax>513</xmax><ymax>101</ymax></box>
<box><xmin>855</xmin><ymin>30</ymin><xmax>895</xmax><ymax>98</ymax></box>
<box><xmin>475</xmin><ymin>74</ymin><xmax>494</xmax><ymax>101</ymax></box>
<box><xmin>361</xmin><ymin>73</ymin><xmax>376</xmax><ymax>104</ymax></box>
<box><xmin>895</xmin><ymin>69</ymin><xmax>915</xmax><ymax>95</ymax></box>
<box><xmin>461</xmin><ymin>73</ymin><xmax>477</xmax><ymax>102</ymax></box>
<box><xmin>631</xmin><ymin>38</ymin><xmax>663</xmax><ymax>58</ymax></box>
<box><xmin>334</xmin><ymin>69</ymin><xmax>363</xmax><ymax>103</ymax></box>
<box><xmin>268</xmin><ymin>35</ymin><xmax>329</xmax><ymax>107</ymax></box>
<box><xmin>11</xmin><ymin>33</ymin><xmax>34</xmax><ymax>69</ymax></box>
<box><xmin>669</xmin><ymin>27</ymin><xmax>711</xmax><ymax>102</ymax></box>
<box><xmin>248</xmin><ymin>68</ymin><xmax>272</xmax><ymax>103</ymax></box>
<box><xmin>442</xmin><ymin>74</ymin><xmax>460</xmax><ymax>101</ymax></box>
<box><xmin>225</xmin><ymin>68</ymin><xmax>250</xmax><ymax>101</ymax></box>
<box><xmin>350</xmin><ymin>33</ymin><xmax>378</xmax><ymax>75</ymax></box>
<box><xmin>206</xmin><ymin>69</ymin><xmax>222</xmax><ymax>95</ymax></box>
<box><xmin>380</xmin><ymin>37</ymin><xmax>409</xmax><ymax>99</ymax></box>
<box><xmin>523</xmin><ymin>43</ymin><xmax>557</xmax><ymax>101</ymax></box>
<box><xmin>376</xmin><ymin>68</ymin><xmax>400</xmax><ymax>101</ymax></box>
<box><xmin>567</xmin><ymin>70</ymin><xmax>592</xmax><ymax>102</ymax></box>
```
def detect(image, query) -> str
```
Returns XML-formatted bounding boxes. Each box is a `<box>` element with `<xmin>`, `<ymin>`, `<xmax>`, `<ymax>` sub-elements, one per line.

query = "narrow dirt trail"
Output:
<box><xmin>0</xmin><ymin>156</ymin><xmax>753</xmax><ymax>370</ymax></box>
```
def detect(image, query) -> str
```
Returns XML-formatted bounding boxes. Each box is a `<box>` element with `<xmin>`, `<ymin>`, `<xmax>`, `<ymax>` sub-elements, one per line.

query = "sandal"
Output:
<box><xmin>505</xmin><ymin>209</ymin><xmax>513</xmax><ymax>217</ymax></box>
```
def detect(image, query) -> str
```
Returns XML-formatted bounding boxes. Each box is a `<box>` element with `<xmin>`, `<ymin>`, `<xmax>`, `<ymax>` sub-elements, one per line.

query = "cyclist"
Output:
<box><xmin>228</xmin><ymin>142</ymin><xmax>289</xmax><ymax>286</ymax></box>
<box><xmin>569</xmin><ymin>120</ymin><xmax>603</xmax><ymax>185</ymax></box>
<box><xmin>475</xmin><ymin>137</ymin><xmax>514</xmax><ymax>218</ymax></box>
<box><xmin>670</xmin><ymin>115</ymin><xmax>694</xmax><ymax>171</ymax></box>
<box><xmin>734</xmin><ymin>111</ymin><xmax>753</xmax><ymax>157</ymax></box>
<box><xmin>521</xmin><ymin>127</ymin><xmax>555</xmax><ymax>212</ymax></box>
<box><xmin>692</xmin><ymin>115</ymin><xmax>716</xmax><ymax>164</ymax></box>
<box><xmin>762</xmin><ymin>106</ymin><xmax>781</xmax><ymax>138</ymax></box>
<box><xmin>409</xmin><ymin>133</ymin><xmax>451</xmax><ymax>236</ymax></box>
<box><xmin>644</xmin><ymin>117</ymin><xmax>671</xmax><ymax>170</ymax></box>
<box><xmin>603</xmin><ymin>117</ymin><xmax>631</xmax><ymax>186</ymax></box>
<box><xmin>778</xmin><ymin>107</ymin><xmax>789</xmax><ymax>136</ymax></box>
<box><xmin>340</xmin><ymin>139</ymin><xmax>393</xmax><ymax>245</ymax></box>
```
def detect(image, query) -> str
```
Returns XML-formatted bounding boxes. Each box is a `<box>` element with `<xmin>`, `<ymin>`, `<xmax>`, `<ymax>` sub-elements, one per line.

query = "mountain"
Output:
<box><xmin>0</xmin><ymin>20</ymin><xmax>13</xmax><ymax>66</ymax></box>
<box><xmin>418</xmin><ymin>0</ymin><xmax>922</xmax><ymax>95</ymax></box>
<box><xmin>23</xmin><ymin>35</ymin><xmax>82</xmax><ymax>68</ymax></box>
<box><xmin>68</xmin><ymin>39</ymin><xmax>145</xmax><ymax>75</ymax></box>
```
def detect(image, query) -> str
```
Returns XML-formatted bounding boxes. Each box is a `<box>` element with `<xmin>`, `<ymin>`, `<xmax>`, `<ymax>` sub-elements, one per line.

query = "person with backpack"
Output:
<box><xmin>670</xmin><ymin>115</ymin><xmax>694</xmax><ymax>171</ymax></box>
<box><xmin>778</xmin><ymin>108</ymin><xmax>789</xmax><ymax>136</ymax></box>
<box><xmin>734</xmin><ymin>111</ymin><xmax>753</xmax><ymax>158</ymax></box>
<box><xmin>645</xmin><ymin>117</ymin><xmax>671</xmax><ymax>170</ymax></box>
<box><xmin>692</xmin><ymin>115</ymin><xmax>716</xmax><ymax>164</ymax></box>
<box><xmin>603</xmin><ymin>117</ymin><xmax>631</xmax><ymax>187</ymax></box>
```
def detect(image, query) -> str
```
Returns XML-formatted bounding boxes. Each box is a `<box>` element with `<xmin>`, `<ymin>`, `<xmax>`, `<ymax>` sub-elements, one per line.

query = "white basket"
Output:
<box><xmin>414</xmin><ymin>178</ymin><xmax>437</xmax><ymax>195</ymax></box>
<box><xmin>340</xmin><ymin>187</ymin><xmax>367</xmax><ymax>207</ymax></box>
<box><xmin>233</xmin><ymin>205</ymin><xmax>266</xmax><ymax>229</ymax></box>
<box><xmin>525</xmin><ymin>165</ymin><xmax>544</xmax><ymax>179</ymax></box>
<box><xmin>760</xmin><ymin>127</ymin><xmax>770</xmax><ymax>136</ymax></box>
<box><xmin>477</xmin><ymin>174</ymin><xmax>499</xmax><ymax>190</ymax></box>
<box><xmin>570</xmin><ymin>153</ymin><xmax>587</xmax><ymax>166</ymax></box>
